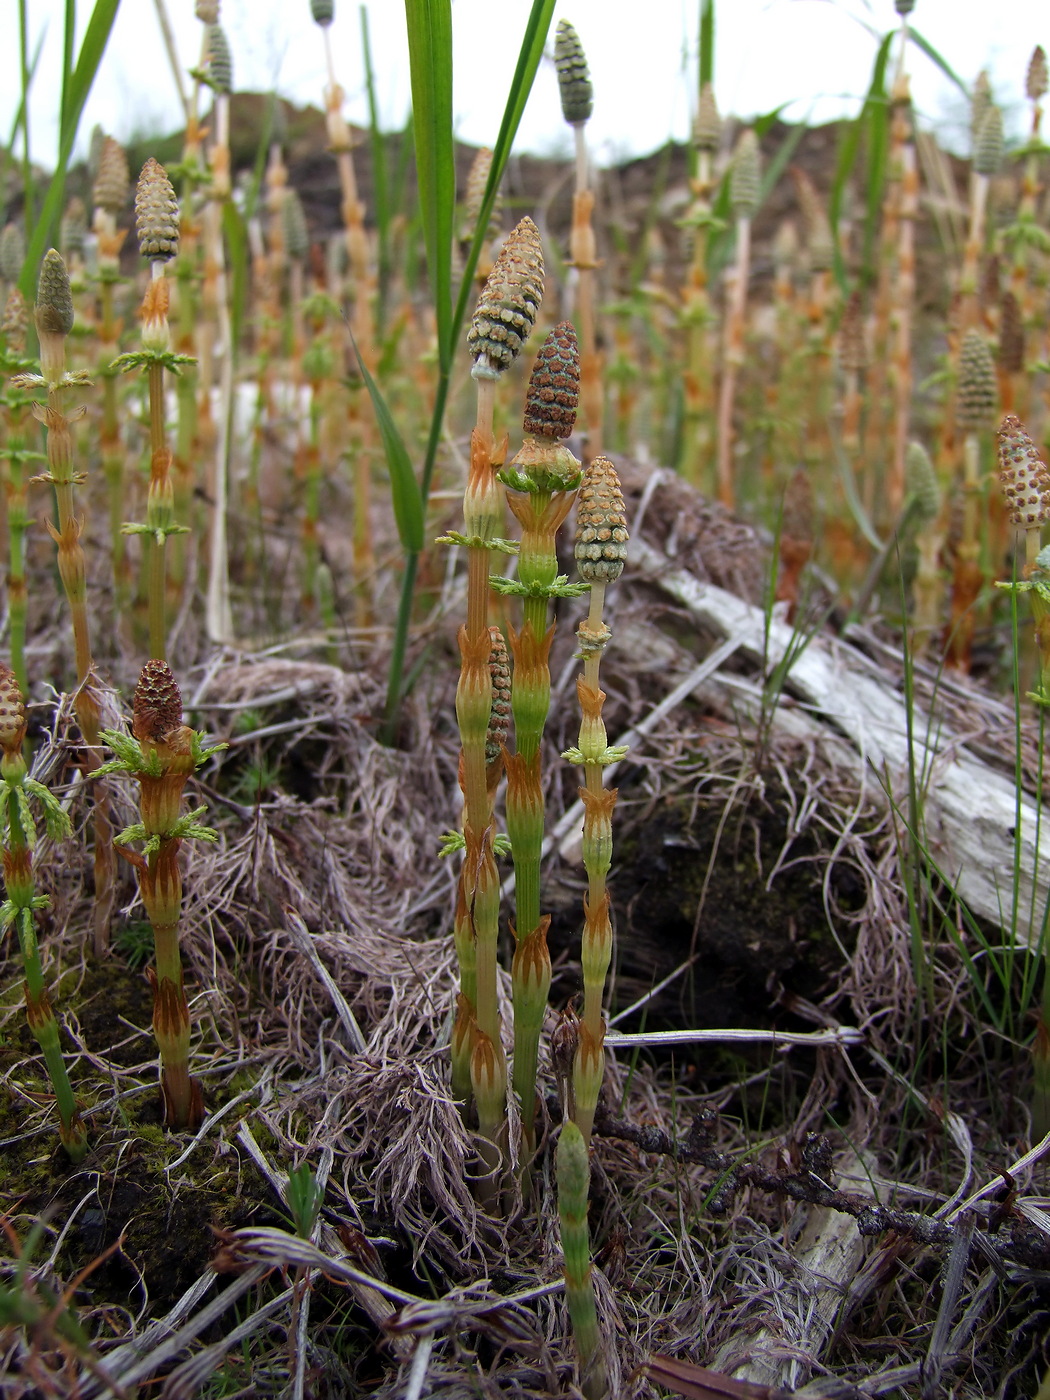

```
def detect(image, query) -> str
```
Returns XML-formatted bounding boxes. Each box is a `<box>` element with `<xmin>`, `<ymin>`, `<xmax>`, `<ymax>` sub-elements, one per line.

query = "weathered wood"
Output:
<box><xmin>631</xmin><ymin>537</ymin><xmax>1050</xmax><ymax>946</ymax></box>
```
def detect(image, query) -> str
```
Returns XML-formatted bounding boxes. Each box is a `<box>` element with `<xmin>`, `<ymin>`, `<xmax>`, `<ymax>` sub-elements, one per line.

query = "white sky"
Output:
<box><xmin>1</xmin><ymin>1</ymin><xmax>1044</xmax><ymax>174</ymax></box>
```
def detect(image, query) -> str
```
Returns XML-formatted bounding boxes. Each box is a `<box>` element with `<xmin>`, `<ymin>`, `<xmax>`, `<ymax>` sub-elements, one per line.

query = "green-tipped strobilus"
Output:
<box><xmin>0</xmin><ymin>665</ymin><xmax>86</xmax><ymax>1161</ymax></box>
<box><xmin>98</xmin><ymin>661</ymin><xmax>226</xmax><ymax>1129</ymax></box>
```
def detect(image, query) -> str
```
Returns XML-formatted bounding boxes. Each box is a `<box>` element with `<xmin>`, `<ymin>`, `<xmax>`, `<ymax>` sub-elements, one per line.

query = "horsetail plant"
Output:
<box><xmin>112</xmin><ymin>159</ymin><xmax>193</xmax><ymax>663</ymax></box>
<box><xmin>0</xmin><ymin>665</ymin><xmax>86</xmax><ymax>1162</ymax></box>
<box><xmin>17</xmin><ymin>250</ymin><xmax>115</xmax><ymax>956</ymax></box>
<box><xmin>91</xmin><ymin>136</ymin><xmax>131</xmax><ymax>613</ymax></box>
<box><xmin>496</xmin><ymin>322</ymin><xmax>587</xmax><ymax>1160</ymax></box>
<box><xmin>680</xmin><ymin>82</ymin><xmax>722</xmax><ymax>486</ymax></box>
<box><xmin>994</xmin><ymin>415</ymin><xmax>1050</xmax><ymax>1140</ymax></box>
<box><xmin>563</xmin><ymin>456</ymin><xmax>628</xmax><ymax>1144</ymax></box>
<box><xmin>555</xmin><ymin>20</ymin><xmax>602</xmax><ymax>460</ymax></box>
<box><xmin>98</xmin><ymin>661</ymin><xmax>226</xmax><ymax>1129</ymax></box>
<box><xmin>444</xmin><ymin>216</ymin><xmax>544</xmax><ymax>1190</ymax></box>
<box><xmin>1</xmin><ymin>289</ymin><xmax>39</xmax><ymax>697</ymax></box>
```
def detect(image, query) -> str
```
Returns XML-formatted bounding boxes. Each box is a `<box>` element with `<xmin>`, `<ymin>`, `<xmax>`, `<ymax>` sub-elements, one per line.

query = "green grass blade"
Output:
<box><xmin>404</xmin><ymin>0</ymin><xmax>455</xmax><ymax>371</ymax></box>
<box><xmin>829</xmin><ymin>29</ymin><xmax>892</xmax><ymax>289</ymax></box>
<box><xmin>698</xmin><ymin>0</ymin><xmax>714</xmax><ymax>89</ymax></box>
<box><xmin>450</xmin><ymin>0</ymin><xmax>555</xmax><ymax>359</ymax></box>
<box><xmin>61</xmin><ymin>0</ymin><xmax>76</xmax><ymax>134</ymax></box>
<box><xmin>351</xmin><ymin>331</ymin><xmax>424</xmax><ymax>555</ymax></box>
<box><xmin>907</xmin><ymin>27</ymin><xmax>967</xmax><ymax>96</ymax></box>
<box><xmin>19</xmin><ymin>0</ymin><xmax>121</xmax><ymax>298</ymax></box>
<box><xmin>361</xmin><ymin>5</ymin><xmax>391</xmax><ymax>320</ymax></box>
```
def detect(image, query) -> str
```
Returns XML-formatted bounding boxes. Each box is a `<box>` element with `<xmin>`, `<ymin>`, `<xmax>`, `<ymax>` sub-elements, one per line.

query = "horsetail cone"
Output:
<box><xmin>974</xmin><ymin>105</ymin><xmax>1004</xmax><ymax>176</ymax></box>
<box><xmin>1028</xmin><ymin>46</ymin><xmax>1048</xmax><ymax>102</ymax></box>
<box><xmin>93</xmin><ymin>135</ymin><xmax>130</xmax><ymax>215</ymax></box>
<box><xmin>282</xmin><ymin>189</ymin><xmax>309</xmax><ymax>261</ymax></box>
<box><xmin>468</xmin><ymin>216</ymin><xmax>544</xmax><ymax>379</ymax></box>
<box><xmin>133</xmin><ymin>659</ymin><xmax>184</xmax><ymax>743</ymax></box>
<box><xmin>2</xmin><ymin>289</ymin><xmax>28</xmax><ymax>351</ymax></box>
<box><xmin>523</xmin><ymin>321</ymin><xmax>580</xmax><ymax>439</ymax></box>
<box><xmin>0</xmin><ymin>222</ymin><xmax>25</xmax><ymax>284</ymax></box>
<box><xmin>35</xmin><ymin>250</ymin><xmax>74</xmax><ymax>338</ymax></box>
<box><xmin>894</xmin><ymin>0</ymin><xmax>915</xmax><ymax>13</ymax></box>
<box><xmin>61</xmin><ymin>198</ymin><xmax>88</xmax><ymax>258</ymax></box>
<box><xmin>555</xmin><ymin>20</ymin><xmax>593</xmax><ymax>126</ymax></box>
<box><xmin>195</xmin><ymin>0</ymin><xmax>220</xmax><ymax>19</ymax></box>
<box><xmin>463</xmin><ymin>147</ymin><xmax>502</xmax><ymax>242</ymax></box>
<box><xmin>839</xmin><ymin>290</ymin><xmax>867</xmax><ymax>372</ymax></box>
<box><xmin>998</xmin><ymin>416</ymin><xmax>1050</xmax><ymax>528</ymax></box>
<box><xmin>956</xmin><ymin>330</ymin><xmax>997</xmax><ymax>433</ymax></box>
<box><xmin>971</xmin><ymin>71</ymin><xmax>992</xmax><ymax>151</ymax></box>
<box><xmin>485</xmin><ymin>627</ymin><xmax>512</xmax><ymax>773</ymax></box>
<box><xmin>135</xmin><ymin>159</ymin><xmax>180</xmax><ymax>263</ymax></box>
<box><xmin>694</xmin><ymin>82</ymin><xmax>721</xmax><ymax>154</ymax></box>
<box><xmin>906</xmin><ymin>442</ymin><xmax>941</xmax><ymax>523</ymax></box>
<box><xmin>730</xmin><ymin>129</ymin><xmax>761</xmax><ymax>219</ymax></box>
<box><xmin>206</xmin><ymin>24</ymin><xmax>233</xmax><ymax>93</ymax></box>
<box><xmin>310</xmin><ymin>0</ymin><xmax>334</xmax><ymax>23</ymax></box>
<box><xmin>575</xmin><ymin>457</ymin><xmax>628</xmax><ymax>583</ymax></box>
<box><xmin>0</xmin><ymin>666</ymin><xmax>26</xmax><ymax>753</ymax></box>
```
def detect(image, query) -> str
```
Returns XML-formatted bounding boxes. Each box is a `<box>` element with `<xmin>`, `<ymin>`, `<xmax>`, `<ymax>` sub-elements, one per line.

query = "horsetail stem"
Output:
<box><xmin>1</xmin><ymin>289</ymin><xmax>34</xmax><ymax>696</ymax></box>
<box><xmin>498</xmin><ymin>322</ymin><xmax>585</xmax><ymax>1156</ymax></box>
<box><xmin>24</xmin><ymin>249</ymin><xmax>117</xmax><ymax>956</ymax></box>
<box><xmin>556</xmin><ymin>20</ymin><xmax>602</xmax><ymax>460</ymax></box>
<box><xmin>0</xmin><ymin>665</ymin><xmax>85</xmax><ymax>1161</ymax></box>
<box><xmin>111</xmin><ymin>160</ymin><xmax>192</xmax><ymax>664</ymax></box>
<box><xmin>994</xmin><ymin>416</ymin><xmax>1050</xmax><ymax>1139</ymax></box>
<box><xmin>563</xmin><ymin>456</ymin><xmax>628</xmax><ymax>1143</ymax></box>
<box><xmin>946</xmin><ymin>329</ymin><xmax>996</xmax><ymax>670</ymax></box>
<box><xmin>98</xmin><ymin>662</ymin><xmax>226</xmax><ymax>1129</ymax></box>
<box><xmin>446</xmin><ymin>217</ymin><xmax>544</xmax><ymax>1187</ymax></box>
<box><xmin>557</xmin><ymin>1121</ymin><xmax>608</xmax><ymax>1398</ymax></box>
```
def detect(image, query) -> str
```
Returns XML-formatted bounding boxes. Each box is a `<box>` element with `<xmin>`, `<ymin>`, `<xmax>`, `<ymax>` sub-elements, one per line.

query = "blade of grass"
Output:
<box><xmin>698</xmin><ymin>0</ymin><xmax>714</xmax><ymax>90</ymax></box>
<box><xmin>18</xmin><ymin>0</ymin><xmax>35</xmax><ymax>239</ymax></box>
<box><xmin>361</xmin><ymin>5</ymin><xmax>391</xmax><ymax>323</ymax></box>
<box><xmin>907</xmin><ymin>27</ymin><xmax>968</xmax><ymax>96</ymax></box>
<box><xmin>61</xmin><ymin>0</ymin><xmax>76</xmax><ymax>135</ymax></box>
<box><xmin>404</xmin><ymin>0</ymin><xmax>455</xmax><ymax>370</ymax></box>
<box><xmin>18</xmin><ymin>0</ymin><xmax>121</xmax><ymax>299</ymax></box>
<box><xmin>830</xmin><ymin>29</ymin><xmax>893</xmax><ymax>288</ymax></box>
<box><xmin>350</xmin><ymin>331</ymin><xmax>424</xmax><ymax>555</ymax></box>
